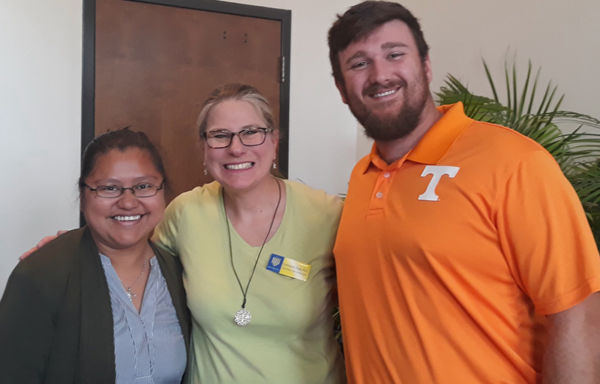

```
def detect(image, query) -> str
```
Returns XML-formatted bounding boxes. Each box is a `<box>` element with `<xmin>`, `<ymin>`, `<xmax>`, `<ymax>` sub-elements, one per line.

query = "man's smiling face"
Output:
<box><xmin>337</xmin><ymin>20</ymin><xmax>432</xmax><ymax>141</ymax></box>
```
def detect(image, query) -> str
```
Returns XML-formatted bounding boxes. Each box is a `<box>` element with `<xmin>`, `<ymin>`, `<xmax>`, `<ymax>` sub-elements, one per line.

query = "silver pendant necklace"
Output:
<box><xmin>124</xmin><ymin>259</ymin><xmax>148</xmax><ymax>301</ymax></box>
<box><xmin>224</xmin><ymin>179</ymin><xmax>282</xmax><ymax>326</ymax></box>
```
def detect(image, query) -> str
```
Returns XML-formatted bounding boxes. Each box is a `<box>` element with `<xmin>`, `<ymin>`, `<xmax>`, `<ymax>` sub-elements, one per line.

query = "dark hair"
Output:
<box><xmin>196</xmin><ymin>83</ymin><xmax>275</xmax><ymax>139</ymax></box>
<box><xmin>328</xmin><ymin>1</ymin><xmax>429</xmax><ymax>86</ymax></box>
<box><xmin>78</xmin><ymin>128</ymin><xmax>166</xmax><ymax>193</ymax></box>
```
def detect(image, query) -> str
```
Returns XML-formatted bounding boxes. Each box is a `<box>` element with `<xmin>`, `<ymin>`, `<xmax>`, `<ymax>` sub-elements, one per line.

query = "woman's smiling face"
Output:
<box><xmin>81</xmin><ymin>147</ymin><xmax>165</xmax><ymax>255</ymax></box>
<box><xmin>203</xmin><ymin>99</ymin><xmax>278</xmax><ymax>193</ymax></box>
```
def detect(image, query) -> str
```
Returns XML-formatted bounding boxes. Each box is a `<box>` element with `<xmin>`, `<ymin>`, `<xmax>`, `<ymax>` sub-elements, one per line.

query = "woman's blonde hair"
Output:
<box><xmin>197</xmin><ymin>83</ymin><xmax>275</xmax><ymax>139</ymax></box>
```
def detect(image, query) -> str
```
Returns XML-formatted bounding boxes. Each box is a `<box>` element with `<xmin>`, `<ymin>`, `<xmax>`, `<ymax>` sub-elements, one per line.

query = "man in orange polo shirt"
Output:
<box><xmin>328</xmin><ymin>2</ymin><xmax>600</xmax><ymax>383</ymax></box>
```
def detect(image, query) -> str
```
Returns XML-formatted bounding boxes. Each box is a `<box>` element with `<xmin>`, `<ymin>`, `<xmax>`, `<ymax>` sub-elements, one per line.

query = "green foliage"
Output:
<box><xmin>436</xmin><ymin>58</ymin><xmax>600</xmax><ymax>244</ymax></box>
<box><xmin>569</xmin><ymin>161</ymin><xmax>600</xmax><ymax>244</ymax></box>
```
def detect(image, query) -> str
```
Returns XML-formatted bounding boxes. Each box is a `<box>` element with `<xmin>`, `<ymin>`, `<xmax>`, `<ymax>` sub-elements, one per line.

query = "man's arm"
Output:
<box><xmin>543</xmin><ymin>292</ymin><xmax>600</xmax><ymax>384</ymax></box>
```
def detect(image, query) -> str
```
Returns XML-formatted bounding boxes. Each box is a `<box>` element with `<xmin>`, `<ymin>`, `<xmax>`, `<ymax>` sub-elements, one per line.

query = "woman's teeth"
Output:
<box><xmin>225</xmin><ymin>162</ymin><xmax>253</xmax><ymax>170</ymax></box>
<box><xmin>113</xmin><ymin>215</ymin><xmax>141</xmax><ymax>222</ymax></box>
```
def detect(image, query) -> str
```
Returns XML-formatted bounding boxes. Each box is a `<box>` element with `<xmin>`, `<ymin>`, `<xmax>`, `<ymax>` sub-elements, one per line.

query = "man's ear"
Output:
<box><xmin>423</xmin><ymin>55</ymin><xmax>433</xmax><ymax>84</ymax></box>
<box><xmin>335</xmin><ymin>80</ymin><xmax>348</xmax><ymax>105</ymax></box>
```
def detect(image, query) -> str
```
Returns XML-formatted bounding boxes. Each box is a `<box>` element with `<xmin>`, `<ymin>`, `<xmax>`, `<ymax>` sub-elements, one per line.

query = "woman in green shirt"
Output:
<box><xmin>153</xmin><ymin>84</ymin><xmax>345</xmax><ymax>383</ymax></box>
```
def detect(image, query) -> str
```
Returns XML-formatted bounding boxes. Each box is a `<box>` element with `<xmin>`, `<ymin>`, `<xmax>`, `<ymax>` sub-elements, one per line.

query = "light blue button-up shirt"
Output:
<box><xmin>100</xmin><ymin>254</ymin><xmax>186</xmax><ymax>384</ymax></box>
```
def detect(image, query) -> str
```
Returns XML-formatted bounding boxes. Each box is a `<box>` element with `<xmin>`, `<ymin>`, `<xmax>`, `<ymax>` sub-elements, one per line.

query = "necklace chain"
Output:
<box><xmin>124</xmin><ymin>258</ymin><xmax>148</xmax><ymax>301</ymax></box>
<box><xmin>224</xmin><ymin>179</ymin><xmax>282</xmax><ymax>322</ymax></box>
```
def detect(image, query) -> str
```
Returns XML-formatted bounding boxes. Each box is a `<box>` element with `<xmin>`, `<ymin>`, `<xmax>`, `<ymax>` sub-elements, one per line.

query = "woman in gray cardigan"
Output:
<box><xmin>0</xmin><ymin>129</ymin><xmax>190</xmax><ymax>383</ymax></box>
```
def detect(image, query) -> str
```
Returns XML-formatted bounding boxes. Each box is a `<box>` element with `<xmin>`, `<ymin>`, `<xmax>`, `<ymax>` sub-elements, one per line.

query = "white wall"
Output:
<box><xmin>1</xmin><ymin>0</ymin><xmax>599</xmax><ymax>292</ymax></box>
<box><xmin>413</xmin><ymin>0</ymin><xmax>600</xmax><ymax>118</ymax></box>
<box><xmin>0</xmin><ymin>0</ymin><xmax>82</xmax><ymax>291</ymax></box>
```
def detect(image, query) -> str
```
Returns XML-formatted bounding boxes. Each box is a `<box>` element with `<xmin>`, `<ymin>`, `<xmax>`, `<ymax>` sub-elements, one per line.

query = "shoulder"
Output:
<box><xmin>164</xmin><ymin>181</ymin><xmax>222</xmax><ymax>219</ymax></box>
<box><xmin>284</xmin><ymin>179</ymin><xmax>343</xmax><ymax>219</ymax></box>
<box><xmin>17</xmin><ymin>228</ymin><xmax>87</xmax><ymax>277</ymax></box>
<box><xmin>167</xmin><ymin>181</ymin><xmax>221</xmax><ymax>210</ymax></box>
<box><xmin>434</xmin><ymin>103</ymin><xmax>551</xmax><ymax>164</ymax></box>
<box><xmin>441</xmin><ymin>102</ymin><xmax>547</xmax><ymax>154</ymax></box>
<box><xmin>465</xmin><ymin>120</ymin><xmax>550</xmax><ymax>157</ymax></box>
<box><xmin>158</xmin><ymin>182</ymin><xmax>223</xmax><ymax>241</ymax></box>
<box><xmin>5</xmin><ymin>228</ymin><xmax>88</xmax><ymax>303</ymax></box>
<box><xmin>447</xmin><ymin>119</ymin><xmax>561</xmax><ymax>180</ymax></box>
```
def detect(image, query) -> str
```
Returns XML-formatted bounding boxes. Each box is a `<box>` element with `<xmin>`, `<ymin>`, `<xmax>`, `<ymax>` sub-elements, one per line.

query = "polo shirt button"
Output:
<box><xmin>383</xmin><ymin>172</ymin><xmax>391</xmax><ymax>178</ymax></box>
<box><xmin>375</xmin><ymin>192</ymin><xmax>383</xmax><ymax>199</ymax></box>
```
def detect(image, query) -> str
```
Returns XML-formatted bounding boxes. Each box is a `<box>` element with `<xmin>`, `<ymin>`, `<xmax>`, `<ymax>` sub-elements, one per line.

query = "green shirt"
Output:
<box><xmin>153</xmin><ymin>180</ymin><xmax>345</xmax><ymax>384</ymax></box>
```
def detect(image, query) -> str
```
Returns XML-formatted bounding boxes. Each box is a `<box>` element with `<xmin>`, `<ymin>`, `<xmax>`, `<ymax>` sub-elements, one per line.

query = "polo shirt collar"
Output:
<box><xmin>361</xmin><ymin>102</ymin><xmax>472</xmax><ymax>173</ymax></box>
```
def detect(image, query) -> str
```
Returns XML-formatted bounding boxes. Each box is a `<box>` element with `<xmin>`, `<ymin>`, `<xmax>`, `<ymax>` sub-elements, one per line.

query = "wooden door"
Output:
<box><xmin>83</xmin><ymin>0</ymin><xmax>290</xmax><ymax>202</ymax></box>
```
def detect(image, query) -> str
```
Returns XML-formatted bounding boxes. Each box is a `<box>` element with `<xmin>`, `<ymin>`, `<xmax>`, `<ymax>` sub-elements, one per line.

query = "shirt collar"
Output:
<box><xmin>360</xmin><ymin>102</ymin><xmax>472</xmax><ymax>173</ymax></box>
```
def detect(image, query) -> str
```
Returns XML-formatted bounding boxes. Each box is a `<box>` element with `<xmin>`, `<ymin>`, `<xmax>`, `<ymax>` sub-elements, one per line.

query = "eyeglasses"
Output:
<box><xmin>203</xmin><ymin>127</ymin><xmax>273</xmax><ymax>149</ymax></box>
<box><xmin>84</xmin><ymin>182</ymin><xmax>165</xmax><ymax>198</ymax></box>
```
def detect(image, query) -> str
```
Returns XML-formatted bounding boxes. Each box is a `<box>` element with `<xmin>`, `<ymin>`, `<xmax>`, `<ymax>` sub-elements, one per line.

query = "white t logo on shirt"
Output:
<box><xmin>418</xmin><ymin>165</ymin><xmax>460</xmax><ymax>201</ymax></box>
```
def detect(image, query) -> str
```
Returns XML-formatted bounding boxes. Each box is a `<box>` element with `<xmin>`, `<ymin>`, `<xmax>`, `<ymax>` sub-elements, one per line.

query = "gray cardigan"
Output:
<box><xmin>0</xmin><ymin>227</ymin><xmax>190</xmax><ymax>384</ymax></box>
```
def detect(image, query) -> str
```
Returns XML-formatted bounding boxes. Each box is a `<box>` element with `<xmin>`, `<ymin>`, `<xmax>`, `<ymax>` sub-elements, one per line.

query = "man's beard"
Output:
<box><xmin>345</xmin><ymin>74</ymin><xmax>429</xmax><ymax>142</ymax></box>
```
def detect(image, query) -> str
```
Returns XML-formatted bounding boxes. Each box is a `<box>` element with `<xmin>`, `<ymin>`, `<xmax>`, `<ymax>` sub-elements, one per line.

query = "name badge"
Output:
<box><xmin>266</xmin><ymin>254</ymin><xmax>311</xmax><ymax>281</ymax></box>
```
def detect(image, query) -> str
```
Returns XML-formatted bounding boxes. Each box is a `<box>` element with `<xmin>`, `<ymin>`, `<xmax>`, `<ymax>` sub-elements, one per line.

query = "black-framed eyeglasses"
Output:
<box><xmin>202</xmin><ymin>127</ymin><xmax>273</xmax><ymax>149</ymax></box>
<box><xmin>84</xmin><ymin>182</ymin><xmax>165</xmax><ymax>198</ymax></box>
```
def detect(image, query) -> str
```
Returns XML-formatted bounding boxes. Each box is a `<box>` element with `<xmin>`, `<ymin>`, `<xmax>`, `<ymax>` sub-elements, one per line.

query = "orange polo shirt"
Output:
<box><xmin>334</xmin><ymin>103</ymin><xmax>600</xmax><ymax>383</ymax></box>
